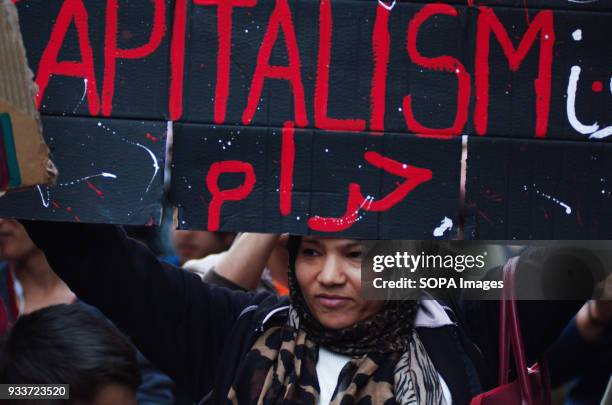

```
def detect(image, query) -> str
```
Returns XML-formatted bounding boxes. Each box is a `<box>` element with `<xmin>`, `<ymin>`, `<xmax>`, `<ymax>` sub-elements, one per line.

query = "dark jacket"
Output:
<box><xmin>547</xmin><ymin>316</ymin><xmax>612</xmax><ymax>405</ymax></box>
<box><xmin>23</xmin><ymin>222</ymin><xmax>580</xmax><ymax>405</ymax></box>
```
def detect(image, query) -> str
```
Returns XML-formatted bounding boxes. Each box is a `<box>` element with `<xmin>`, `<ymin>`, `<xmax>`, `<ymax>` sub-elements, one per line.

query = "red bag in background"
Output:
<box><xmin>470</xmin><ymin>257</ymin><xmax>552</xmax><ymax>405</ymax></box>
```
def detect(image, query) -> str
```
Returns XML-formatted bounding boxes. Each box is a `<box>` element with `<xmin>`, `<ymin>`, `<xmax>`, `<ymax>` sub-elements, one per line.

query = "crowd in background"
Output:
<box><xmin>0</xmin><ymin>213</ymin><xmax>609</xmax><ymax>405</ymax></box>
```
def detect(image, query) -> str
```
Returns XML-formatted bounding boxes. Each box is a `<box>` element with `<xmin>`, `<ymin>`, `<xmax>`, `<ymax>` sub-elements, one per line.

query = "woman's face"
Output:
<box><xmin>295</xmin><ymin>237</ymin><xmax>384</xmax><ymax>330</ymax></box>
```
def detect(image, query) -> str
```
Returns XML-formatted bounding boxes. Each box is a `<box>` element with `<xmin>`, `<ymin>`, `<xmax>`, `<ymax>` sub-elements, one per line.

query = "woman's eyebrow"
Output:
<box><xmin>301</xmin><ymin>237</ymin><xmax>322</xmax><ymax>246</ymax></box>
<box><xmin>344</xmin><ymin>242</ymin><xmax>364</xmax><ymax>249</ymax></box>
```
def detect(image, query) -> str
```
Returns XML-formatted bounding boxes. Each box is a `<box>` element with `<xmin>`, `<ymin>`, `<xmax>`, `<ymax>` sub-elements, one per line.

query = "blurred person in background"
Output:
<box><xmin>0</xmin><ymin>304</ymin><xmax>140</xmax><ymax>405</ymax></box>
<box><xmin>184</xmin><ymin>233</ymin><xmax>289</xmax><ymax>295</ymax></box>
<box><xmin>167</xmin><ymin>210</ymin><xmax>235</xmax><ymax>267</ymax></box>
<box><xmin>0</xmin><ymin>218</ymin><xmax>75</xmax><ymax>321</ymax></box>
<box><xmin>171</xmin><ymin>228</ymin><xmax>235</xmax><ymax>267</ymax></box>
<box><xmin>548</xmin><ymin>275</ymin><xmax>612</xmax><ymax>405</ymax></box>
<box><xmin>0</xmin><ymin>218</ymin><xmax>175</xmax><ymax>405</ymax></box>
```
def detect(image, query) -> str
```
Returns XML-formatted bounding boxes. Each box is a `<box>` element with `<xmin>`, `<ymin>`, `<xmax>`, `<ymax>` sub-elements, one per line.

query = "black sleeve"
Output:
<box><xmin>457</xmin><ymin>264</ymin><xmax>582</xmax><ymax>386</ymax></box>
<box><xmin>22</xmin><ymin>220</ymin><xmax>255</xmax><ymax>401</ymax></box>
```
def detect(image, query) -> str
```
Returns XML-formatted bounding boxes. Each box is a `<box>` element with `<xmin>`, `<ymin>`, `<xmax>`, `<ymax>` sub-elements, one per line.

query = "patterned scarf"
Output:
<box><xmin>227</xmin><ymin>264</ymin><xmax>447</xmax><ymax>404</ymax></box>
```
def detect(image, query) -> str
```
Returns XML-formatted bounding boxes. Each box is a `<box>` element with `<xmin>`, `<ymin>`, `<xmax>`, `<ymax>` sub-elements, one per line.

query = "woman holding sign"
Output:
<box><xmin>22</xmin><ymin>221</ymin><xmax>584</xmax><ymax>404</ymax></box>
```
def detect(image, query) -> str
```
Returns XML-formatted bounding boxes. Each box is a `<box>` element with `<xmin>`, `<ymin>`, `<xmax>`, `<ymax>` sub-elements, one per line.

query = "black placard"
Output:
<box><xmin>0</xmin><ymin>116</ymin><xmax>166</xmax><ymax>225</ymax></box>
<box><xmin>6</xmin><ymin>0</ymin><xmax>612</xmax><ymax>237</ymax></box>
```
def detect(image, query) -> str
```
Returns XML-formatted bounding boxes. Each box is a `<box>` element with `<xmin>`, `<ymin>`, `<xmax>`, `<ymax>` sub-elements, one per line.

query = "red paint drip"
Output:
<box><xmin>146</xmin><ymin>133</ymin><xmax>159</xmax><ymax>142</ymax></box>
<box><xmin>66</xmin><ymin>206</ymin><xmax>73</xmax><ymax>212</ymax></box>
<box><xmin>51</xmin><ymin>201</ymin><xmax>60</xmax><ymax>209</ymax></box>
<box><xmin>85</xmin><ymin>180</ymin><xmax>104</xmax><ymax>198</ymax></box>
<box><xmin>73</xmin><ymin>215</ymin><xmax>81</xmax><ymax>222</ymax></box>
<box><xmin>522</xmin><ymin>0</ymin><xmax>530</xmax><ymax>25</ymax></box>
<box><xmin>477</xmin><ymin>210</ymin><xmax>493</xmax><ymax>225</ymax></box>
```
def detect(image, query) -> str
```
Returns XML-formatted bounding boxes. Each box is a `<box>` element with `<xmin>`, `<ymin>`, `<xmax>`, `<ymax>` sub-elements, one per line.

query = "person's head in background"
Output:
<box><xmin>0</xmin><ymin>218</ymin><xmax>39</xmax><ymax>264</ymax></box>
<box><xmin>0</xmin><ymin>304</ymin><xmax>140</xmax><ymax>405</ymax></box>
<box><xmin>171</xmin><ymin>211</ymin><xmax>235</xmax><ymax>265</ymax></box>
<box><xmin>0</xmin><ymin>219</ymin><xmax>75</xmax><ymax>316</ymax></box>
<box><xmin>172</xmin><ymin>229</ymin><xmax>235</xmax><ymax>265</ymax></box>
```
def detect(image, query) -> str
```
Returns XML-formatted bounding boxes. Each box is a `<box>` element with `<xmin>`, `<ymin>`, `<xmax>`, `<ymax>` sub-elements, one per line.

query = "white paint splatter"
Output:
<box><xmin>531</xmin><ymin>185</ymin><xmax>572</xmax><ymax>215</ymax></box>
<box><xmin>36</xmin><ymin>185</ymin><xmax>50</xmax><ymax>208</ymax></box>
<box><xmin>572</xmin><ymin>29</ymin><xmax>582</xmax><ymax>41</ymax></box>
<box><xmin>73</xmin><ymin>78</ymin><xmax>88</xmax><ymax>113</ymax></box>
<box><xmin>127</xmin><ymin>140</ymin><xmax>160</xmax><ymax>194</ymax></box>
<box><xmin>568</xmin><ymin>0</ymin><xmax>600</xmax><ymax>3</ymax></box>
<box><xmin>58</xmin><ymin>172</ymin><xmax>118</xmax><ymax>187</ymax></box>
<box><xmin>97</xmin><ymin>122</ymin><xmax>160</xmax><ymax>193</ymax></box>
<box><xmin>354</xmin><ymin>196</ymin><xmax>374</xmax><ymax>223</ymax></box>
<box><xmin>35</xmin><ymin>172</ymin><xmax>117</xmax><ymax>208</ymax></box>
<box><xmin>433</xmin><ymin>217</ymin><xmax>453</xmax><ymax>237</ymax></box>
<box><xmin>97</xmin><ymin>122</ymin><xmax>116</xmax><ymax>134</ymax></box>
<box><xmin>377</xmin><ymin>0</ymin><xmax>396</xmax><ymax>11</ymax></box>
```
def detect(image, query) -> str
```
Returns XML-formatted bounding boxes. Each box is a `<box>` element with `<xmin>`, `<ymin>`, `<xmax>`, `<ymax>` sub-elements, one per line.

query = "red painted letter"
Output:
<box><xmin>370</xmin><ymin>1</ymin><xmax>391</xmax><ymax>133</ymax></box>
<box><xmin>308</xmin><ymin>183</ymin><xmax>364</xmax><ymax>232</ymax></box>
<box><xmin>169</xmin><ymin>0</ymin><xmax>187</xmax><ymax>120</ymax></box>
<box><xmin>308</xmin><ymin>152</ymin><xmax>432</xmax><ymax>233</ymax></box>
<box><xmin>242</xmin><ymin>0</ymin><xmax>307</xmax><ymax>127</ymax></box>
<box><xmin>103</xmin><ymin>0</ymin><xmax>166</xmax><ymax>116</ymax></box>
<box><xmin>404</xmin><ymin>4</ymin><xmax>470</xmax><ymax>138</ymax></box>
<box><xmin>362</xmin><ymin>151</ymin><xmax>432</xmax><ymax>211</ymax></box>
<box><xmin>280</xmin><ymin>121</ymin><xmax>295</xmax><ymax>216</ymax></box>
<box><xmin>475</xmin><ymin>7</ymin><xmax>554</xmax><ymax>138</ymax></box>
<box><xmin>314</xmin><ymin>0</ymin><xmax>365</xmax><ymax>132</ymax></box>
<box><xmin>194</xmin><ymin>0</ymin><xmax>257</xmax><ymax>124</ymax></box>
<box><xmin>206</xmin><ymin>161</ymin><xmax>256</xmax><ymax>231</ymax></box>
<box><xmin>35</xmin><ymin>0</ymin><xmax>100</xmax><ymax>115</ymax></box>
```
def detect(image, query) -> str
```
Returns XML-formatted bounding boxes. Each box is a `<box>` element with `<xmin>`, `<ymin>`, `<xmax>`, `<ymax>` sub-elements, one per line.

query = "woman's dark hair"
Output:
<box><xmin>0</xmin><ymin>304</ymin><xmax>141</xmax><ymax>402</ymax></box>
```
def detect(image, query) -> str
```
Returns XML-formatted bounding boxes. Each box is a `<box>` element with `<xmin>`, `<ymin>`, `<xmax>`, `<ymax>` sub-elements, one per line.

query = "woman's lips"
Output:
<box><xmin>316</xmin><ymin>295</ymin><xmax>351</xmax><ymax>309</ymax></box>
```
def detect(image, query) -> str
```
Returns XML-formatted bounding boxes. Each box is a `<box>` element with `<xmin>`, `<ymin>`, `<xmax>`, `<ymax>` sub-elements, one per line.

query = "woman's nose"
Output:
<box><xmin>317</xmin><ymin>255</ymin><xmax>346</xmax><ymax>286</ymax></box>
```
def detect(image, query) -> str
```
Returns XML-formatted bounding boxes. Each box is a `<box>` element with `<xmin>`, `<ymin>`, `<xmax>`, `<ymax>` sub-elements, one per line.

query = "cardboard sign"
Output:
<box><xmin>170</xmin><ymin>124</ymin><xmax>461</xmax><ymax>238</ymax></box>
<box><xmin>0</xmin><ymin>116</ymin><xmax>167</xmax><ymax>224</ymax></box>
<box><xmin>2</xmin><ymin>0</ymin><xmax>611</xmax><ymax>237</ymax></box>
<box><xmin>0</xmin><ymin>0</ymin><xmax>56</xmax><ymax>193</ymax></box>
<box><xmin>466</xmin><ymin>137</ymin><xmax>612</xmax><ymax>239</ymax></box>
<box><xmin>0</xmin><ymin>0</ymin><xmax>167</xmax><ymax>224</ymax></box>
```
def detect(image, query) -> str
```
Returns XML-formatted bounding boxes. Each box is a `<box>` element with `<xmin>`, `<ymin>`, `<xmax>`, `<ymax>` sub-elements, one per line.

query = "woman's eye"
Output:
<box><xmin>347</xmin><ymin>250</ymin><xmax>364</xmax><ymax>259</ymax></box>
<box><xmin>301</xmin><ymin>248</ymin><xmax>320</xmax><ymax>257</ymax></box>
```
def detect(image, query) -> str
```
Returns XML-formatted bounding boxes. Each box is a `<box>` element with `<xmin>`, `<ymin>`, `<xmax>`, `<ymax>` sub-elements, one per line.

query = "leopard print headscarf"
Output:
<box><xmin>227</xmin><ymin>237</ymin><xmax>447</xmax><ymax>404</ymax></box>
